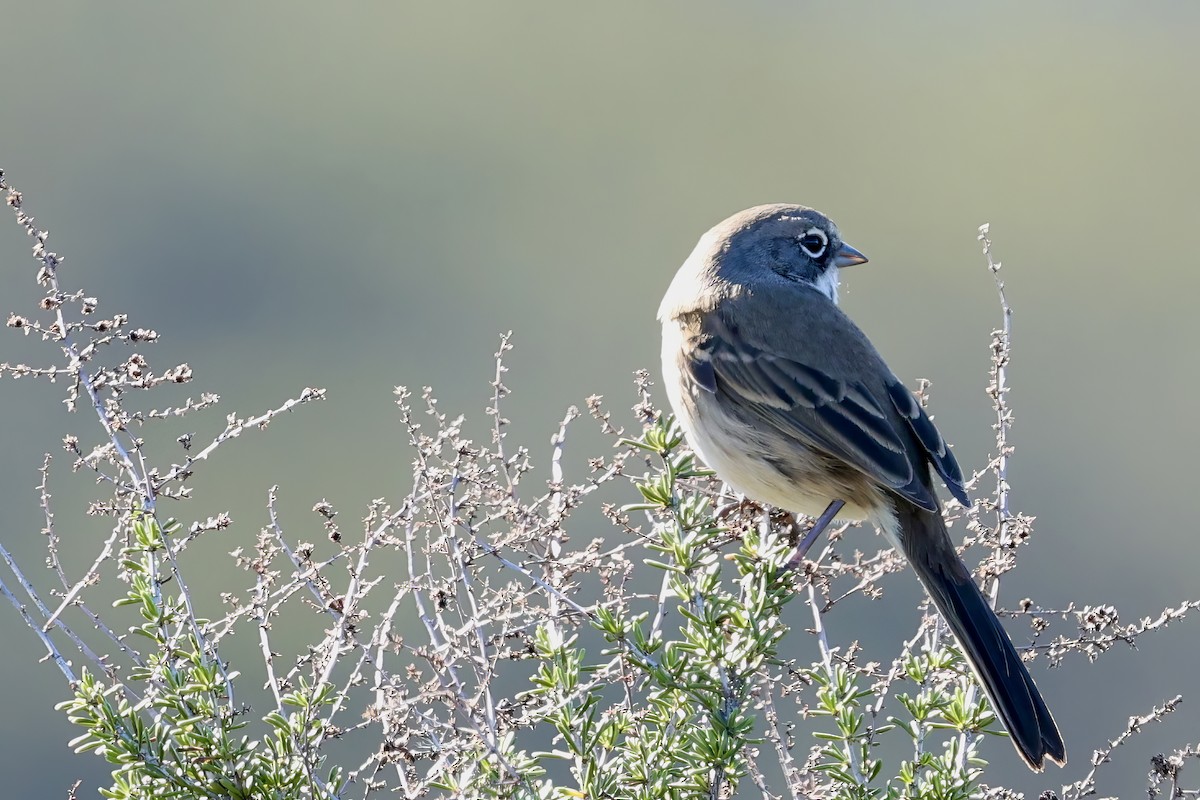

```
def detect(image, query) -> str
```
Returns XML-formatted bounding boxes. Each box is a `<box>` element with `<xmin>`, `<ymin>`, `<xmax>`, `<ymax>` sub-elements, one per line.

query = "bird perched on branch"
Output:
<box><xmin>658</xmin><ymin>204</ymin><xmax>1065</xmax><ymax>770</ymax></box>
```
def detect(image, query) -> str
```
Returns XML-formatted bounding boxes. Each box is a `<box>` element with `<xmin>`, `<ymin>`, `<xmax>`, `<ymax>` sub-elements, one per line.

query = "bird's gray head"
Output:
<box><xmin>688</xmin><ymin>204</ymin><xmax>868</xmax><ymax>305</ymax></box>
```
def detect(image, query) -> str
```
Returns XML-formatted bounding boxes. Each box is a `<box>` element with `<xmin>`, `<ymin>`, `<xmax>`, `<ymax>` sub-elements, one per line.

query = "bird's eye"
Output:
<box><xmin>798</xmin><ymin>228</ymin><xmax>828</xmax><ymax>259</ymax></box>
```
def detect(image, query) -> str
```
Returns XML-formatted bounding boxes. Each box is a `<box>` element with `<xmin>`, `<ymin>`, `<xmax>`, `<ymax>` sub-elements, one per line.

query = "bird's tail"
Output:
<box><xmin>897</xmin><ymin>503</ymin><xmax>1066</xmax><ymax>770</ymax></box>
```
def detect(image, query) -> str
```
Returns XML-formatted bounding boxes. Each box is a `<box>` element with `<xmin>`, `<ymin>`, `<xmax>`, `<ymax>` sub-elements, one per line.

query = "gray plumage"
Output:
<box><xmin>658</xmin><ymin>204</ymin><xmax>1065</xmax><ymax>770</ymax></box>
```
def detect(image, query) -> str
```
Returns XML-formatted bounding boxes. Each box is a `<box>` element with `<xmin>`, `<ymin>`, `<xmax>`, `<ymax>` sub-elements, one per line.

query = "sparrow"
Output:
<box><xmin>657</xmin><ymin>203</ymin><xmax>1065</xmax><ymax>770</ymax></box>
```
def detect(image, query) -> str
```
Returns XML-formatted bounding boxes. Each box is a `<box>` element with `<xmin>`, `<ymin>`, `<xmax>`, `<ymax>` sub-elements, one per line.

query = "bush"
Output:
<box><xmin>1</xmin><ymin>169</ymin><xmax>1196</xmax><ymax>799</ymax></box>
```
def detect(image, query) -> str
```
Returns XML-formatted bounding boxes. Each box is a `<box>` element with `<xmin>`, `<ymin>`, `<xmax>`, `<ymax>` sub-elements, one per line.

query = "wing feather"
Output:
<box><xmin>688</xmin><ymin>315</ymin><xmax>967</xmax><ymax>512</ymax></box>
<box><xmin>887</xmin><ymin>380</ymin><xmax>969</xmax><ymax>505</ymax></box>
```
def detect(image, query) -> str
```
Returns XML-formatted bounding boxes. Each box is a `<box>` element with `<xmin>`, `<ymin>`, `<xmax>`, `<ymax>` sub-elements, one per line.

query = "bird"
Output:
<box><xmin>657</xmin><ymin>203</ymin><xmax>1065</xmax><ymax>770</ymax></box>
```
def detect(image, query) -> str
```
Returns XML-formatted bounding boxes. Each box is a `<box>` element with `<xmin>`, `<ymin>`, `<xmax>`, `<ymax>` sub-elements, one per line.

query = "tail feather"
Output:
<box><xmin>898</xmin><ymin>504</ymin><xmax>1065</xmax><ymax>770</ymax></box>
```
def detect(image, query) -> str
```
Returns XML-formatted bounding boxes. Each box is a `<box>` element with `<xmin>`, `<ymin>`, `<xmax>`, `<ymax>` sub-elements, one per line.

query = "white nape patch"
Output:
<box><xmin>812</xmin><ymin>266</ymin><xmax>840</xmax><ymax>304</ymax></box>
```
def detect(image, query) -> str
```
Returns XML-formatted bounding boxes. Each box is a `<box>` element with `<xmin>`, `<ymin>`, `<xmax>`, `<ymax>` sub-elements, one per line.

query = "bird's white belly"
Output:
<box><xmin>684</xmin><ymin>404</ymin><xmax>872</xmax><ymax>520</ymax></box>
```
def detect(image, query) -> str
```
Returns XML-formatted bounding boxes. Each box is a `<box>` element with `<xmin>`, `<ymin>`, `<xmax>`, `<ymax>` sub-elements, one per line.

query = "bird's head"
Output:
<box><xmin>708</xmin><ymin>204</ymin><xmax>868</xmax><ymax>304</ymax></box>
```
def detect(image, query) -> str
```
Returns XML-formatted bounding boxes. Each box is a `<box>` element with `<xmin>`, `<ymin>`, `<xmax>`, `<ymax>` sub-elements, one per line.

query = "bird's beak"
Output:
<box><xmin>833</xmin><ymin>242</ymin><xmax>868</xmax><ymax>268</ymax></box>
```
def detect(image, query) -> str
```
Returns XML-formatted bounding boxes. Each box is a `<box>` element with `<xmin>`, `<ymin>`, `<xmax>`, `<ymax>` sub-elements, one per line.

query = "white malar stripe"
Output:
<box><xmin>812</xmin><ymin>266</ymin><xmax>840</xmax><ymax>304</ymax></box>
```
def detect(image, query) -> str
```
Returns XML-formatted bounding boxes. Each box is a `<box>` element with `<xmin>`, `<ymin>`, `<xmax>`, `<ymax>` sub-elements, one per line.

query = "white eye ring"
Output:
<box><xmin>798</xmin><ymin>227</ymin><xmax>828</xmax><ymax>259</ymax></box>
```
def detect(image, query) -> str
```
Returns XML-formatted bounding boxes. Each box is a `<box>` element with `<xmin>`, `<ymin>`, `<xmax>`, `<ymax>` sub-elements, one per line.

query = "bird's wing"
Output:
<box><xmin>687</xmin><ymin>307</ymin><xmax>968</xmax><ymax>512</ymax></box>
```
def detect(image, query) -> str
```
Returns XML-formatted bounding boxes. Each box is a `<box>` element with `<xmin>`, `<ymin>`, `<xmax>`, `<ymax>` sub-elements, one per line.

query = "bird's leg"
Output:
<box><xmin>782</xmin><ymin>499</ymin><xmax>845</xmax><ymax>572</ymax></box>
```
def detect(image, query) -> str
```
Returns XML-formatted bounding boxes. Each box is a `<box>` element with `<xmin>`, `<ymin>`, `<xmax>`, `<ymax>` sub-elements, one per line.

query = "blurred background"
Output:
<box><xmin>2</xmin><ymin>2</ymin><xmax>1198</xmax><ymax>795</ymax></box>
